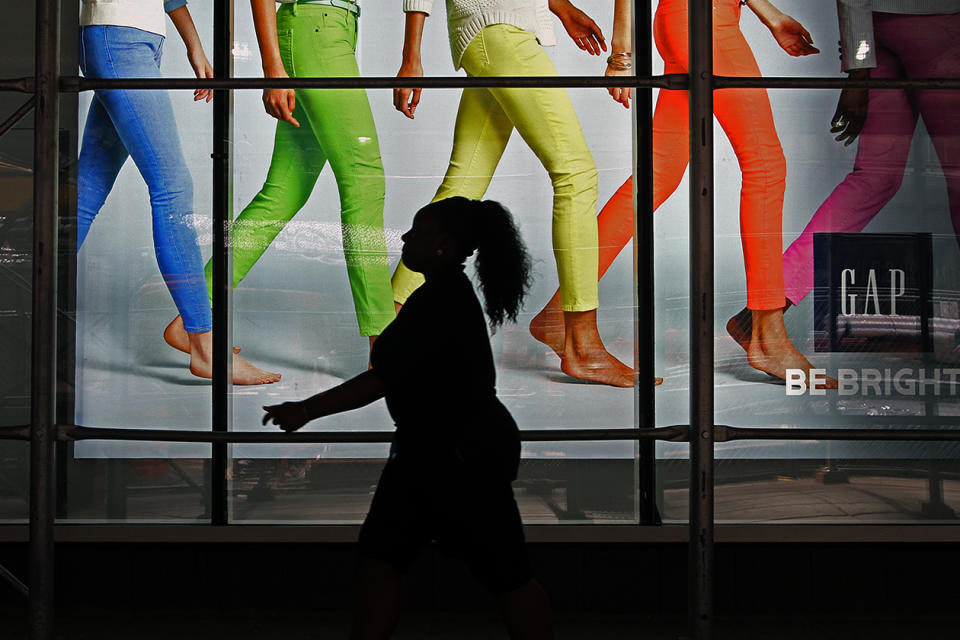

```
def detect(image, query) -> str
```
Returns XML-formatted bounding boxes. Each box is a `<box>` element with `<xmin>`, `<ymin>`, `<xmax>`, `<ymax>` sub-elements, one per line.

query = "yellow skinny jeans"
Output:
<box><xmin>392</xmin><ymin>24</ymin><xmax>600</xmax><ymax>311</ymax></box>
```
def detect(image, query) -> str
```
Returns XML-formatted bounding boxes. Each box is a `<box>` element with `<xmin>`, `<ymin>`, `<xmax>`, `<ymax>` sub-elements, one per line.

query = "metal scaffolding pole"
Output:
<box><xmin>29</xmin><ymin>0</ymin><xmax>60</xmax><ymax>637</ymax></box>
<box><xmin>688</xmin><ymin>0</ymin><xmax>715</xmax><ymax>638</ymax></box>
<box><xmin>210</xmin><ymin>0</ymin><xmax>235</xmax><ymax>526</ymax></box>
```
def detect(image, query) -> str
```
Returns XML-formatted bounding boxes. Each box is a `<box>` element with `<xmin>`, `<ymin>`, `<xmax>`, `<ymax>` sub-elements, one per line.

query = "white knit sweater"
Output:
<box><xmin>403</xmin><ymin>0</ymin><xmax>557</xmax><ymax>69</ymax></box>
<box><xmin>80</xmin><ymin>0</ymin><xmax>187</xmax><ymax>37</ymax></box>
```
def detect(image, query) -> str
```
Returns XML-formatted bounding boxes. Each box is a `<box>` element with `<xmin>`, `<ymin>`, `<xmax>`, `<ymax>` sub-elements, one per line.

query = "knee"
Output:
<box><xmin>847</xmin><ymin>166</ymin><xmax>905</xmax><ymax>202</ymax></box>
<box><xmin>741</xmin><ymin>146</ymin><xmax>786</xmax><ymax>194</ymax></box>
<box><xmin>550</xmin><ymin>160</ymin><xmax>598</xmax><ymax>199</ymax></box>
<box><xmin>149</xmin><ymin>169</ymin><xmax>193</xmax><ymax>212</ymax></box>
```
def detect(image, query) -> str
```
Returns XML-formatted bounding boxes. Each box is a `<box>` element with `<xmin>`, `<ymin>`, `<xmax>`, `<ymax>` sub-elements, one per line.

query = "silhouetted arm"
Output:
<box><xmin>263</xmin><ymin>370</ymin><xmax>386</xmax><ymax>432</ymax></box>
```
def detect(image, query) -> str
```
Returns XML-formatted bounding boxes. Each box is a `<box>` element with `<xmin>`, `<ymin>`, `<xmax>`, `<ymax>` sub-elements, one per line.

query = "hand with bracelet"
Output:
<box><xmin>606</xmin><ymin>0</ymin><xmax>633</xmax><ymax>108</ymax></box>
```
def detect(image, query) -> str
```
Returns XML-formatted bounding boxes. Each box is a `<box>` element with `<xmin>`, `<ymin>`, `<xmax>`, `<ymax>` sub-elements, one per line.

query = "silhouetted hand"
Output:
<box><xmin>263</xmin><ymin>401</ymin><xmax>309</xmax><ymax>432</ymax></box>
<box><xmin>831</xmin><ymin>86</ymin><xmax>869</xmax><ymax>146</ymax></box>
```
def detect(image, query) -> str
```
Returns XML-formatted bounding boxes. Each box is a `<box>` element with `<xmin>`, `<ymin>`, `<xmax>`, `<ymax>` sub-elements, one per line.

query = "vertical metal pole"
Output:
<box><xmin>211</xmin><ymin>0</ymin><xmax>235</xmax><ymax>525</ymax></box>
<box><xmin>30</xmin><ymin>0</ymin><xmax>60</xmax><ymax>637</ymax></box>
<box><xmin>688</xmin><ymin>0</ymin><xmax>714</xmax><ymax>638</ymax></box>
<box><xmin>635</xmin><ymin>0</ymin><xmax>658</xmax><ymax>525</ymax></box>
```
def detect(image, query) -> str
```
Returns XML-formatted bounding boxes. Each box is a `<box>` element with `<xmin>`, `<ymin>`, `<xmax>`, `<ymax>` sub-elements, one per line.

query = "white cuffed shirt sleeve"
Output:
<box><xmin>837</xmin><ymin>0</ymin><xmax>876</xmax><ymax>72</ymax></box>
<box><xmin>404</xmin><ymin>0</ymin><xmax>434</xmax><ymax>14</ymax></box>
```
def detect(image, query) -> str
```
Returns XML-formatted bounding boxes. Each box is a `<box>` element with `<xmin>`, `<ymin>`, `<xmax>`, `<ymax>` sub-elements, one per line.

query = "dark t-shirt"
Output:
<box><xmin>370</xmin><ymin>267</ymin><xmax>520</xmax><ymax>480</ymax></box>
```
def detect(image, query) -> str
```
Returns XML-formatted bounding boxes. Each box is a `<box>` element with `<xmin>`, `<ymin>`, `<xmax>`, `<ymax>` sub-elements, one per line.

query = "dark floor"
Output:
<box><xmin>3</xmin><ymin>608</ymin><xmax>960</xmax><ymax>639</ymax></box>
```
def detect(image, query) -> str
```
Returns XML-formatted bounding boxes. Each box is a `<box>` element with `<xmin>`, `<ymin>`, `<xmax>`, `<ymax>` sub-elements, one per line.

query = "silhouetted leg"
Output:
<box><xmin>349</xmin><ymin>557</ymin><xmax>404</xmax><ymax>640</ymax></box>
<box><xmin>499</xmin><ymin>579</ymin><xmax>554</xmax><ymax>640</ymax></box>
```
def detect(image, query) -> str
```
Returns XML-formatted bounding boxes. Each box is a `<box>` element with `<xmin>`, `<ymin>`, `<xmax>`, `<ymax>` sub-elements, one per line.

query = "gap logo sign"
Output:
<box><xmin>813</xmin><ymin>233</ymin><xmax>933</xmax><ymax>353</ymax></box>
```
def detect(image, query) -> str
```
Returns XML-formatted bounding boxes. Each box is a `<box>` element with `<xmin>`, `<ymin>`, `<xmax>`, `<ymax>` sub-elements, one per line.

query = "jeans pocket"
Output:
<box><xmin>278</xmin><ymin>28</ymin><xmax>295</xmax><ymax>75</ymax></box>
<box><xmin>154</xmin><ymin>36</ymin><xmax>165</xmax><ymax>68</ymax></box>
<box><xmin>311</xmin><ymin>10</ymin><xmax>354</xmax><ymax>52</ymax></box>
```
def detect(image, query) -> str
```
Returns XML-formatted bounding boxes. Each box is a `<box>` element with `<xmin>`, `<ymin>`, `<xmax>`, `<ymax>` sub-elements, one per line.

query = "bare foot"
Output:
<box><xmin>560</xmin><ymin>310</ymin><xmax>635</xmax><ymax>388</ymax></box>
<box><xmin>166</xmin><ymin>315</ymin><xmax>241</xmax><ymax>355</ymax></box>
<box><xmin>528</xmin><ymin>295</ymin><xmax>565</xmax><ymax>358</ymax></box>
<box><xmin>188</xmin><ymin>331</ymin><xmax>280</xmax><ymax>385</ymax></box>
<box><xmin>164</xmin><ymin>315</ymin><xmax>191</xmax><ymax>354</ymax></box>
<box><xmin>725</xmin><ymin>306</ymin><xmax>752</xmax><ymax>352</ymax></box>
<box><xmin>726</xmin><ymin>301</ymin><xmax>793</xmax><ymax>353</ymax></box>
<box><xmin>531</xmin><ymin>299</ymin><xmax>662</xmax><ymax>387</ymax></box>
<box><xmin>746</xmin><ymin>309</ymin><xmax>836</xmax><ymax>389</ymax></box>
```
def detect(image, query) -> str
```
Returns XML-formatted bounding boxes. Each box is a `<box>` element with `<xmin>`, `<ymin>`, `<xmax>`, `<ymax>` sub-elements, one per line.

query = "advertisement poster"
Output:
<box><xmin>70</xmin><ymin>1</ymin><xmax>960</xmax><ymax>471</ymax></box>
<box><xmin>73</xmin><ymin>2</ymin><xmax>637</xmax><ymax>459</ymax></box>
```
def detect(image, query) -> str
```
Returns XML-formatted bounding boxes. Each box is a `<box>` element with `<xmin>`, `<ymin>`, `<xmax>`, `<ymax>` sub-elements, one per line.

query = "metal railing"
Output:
<box><xmin>3</xmin><ymin>1</ymin><xmax>960</xmax><ymax>639</ymax></box>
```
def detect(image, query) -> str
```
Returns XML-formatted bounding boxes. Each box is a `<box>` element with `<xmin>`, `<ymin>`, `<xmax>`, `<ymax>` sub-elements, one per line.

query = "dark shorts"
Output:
<box><xmin>358</xmin><ymin>456</ymin><xmax>531</xmax><ymax>594</ymax></box>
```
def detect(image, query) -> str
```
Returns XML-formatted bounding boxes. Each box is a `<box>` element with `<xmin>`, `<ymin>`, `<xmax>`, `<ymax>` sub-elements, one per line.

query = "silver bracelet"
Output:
<box><xmin>606</xmin><ymin>52</ymin><xmax>633</xmax><ymax>71</ymax></box>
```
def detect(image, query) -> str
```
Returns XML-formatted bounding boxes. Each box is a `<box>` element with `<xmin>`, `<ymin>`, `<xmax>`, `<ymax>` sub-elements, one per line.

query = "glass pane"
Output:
<box><xmin>0</xmin><ymin>126</ymin><xmax>32</xmax><ymax>523</ymax></box>
<box><xmin>63</xmin><ymin>5</ymin><xmax>217</xmax><ymax>520</ymax></box>
<box><xmin>724</xmin><ymin>0</ymin><xmax>958</xmax><ymax>82</ymax></box>
<box><xmin>708</xmin><ymin>80</ymin><xmax>960</xmax><ymax>522</ymax></box>
<box><xmin>0</xmin><ymin>0</ymin><xmax>35</xmax><ymax>524</ymax></box>
<box><xmin>707</xmin><ymin>0</ymin><xmax>841</xmax><ymax>79</ymax></box>
<box><xmin>228</xmin><ymin>87</ymin><xmax>639</xmax><ymax>523</ymax></box>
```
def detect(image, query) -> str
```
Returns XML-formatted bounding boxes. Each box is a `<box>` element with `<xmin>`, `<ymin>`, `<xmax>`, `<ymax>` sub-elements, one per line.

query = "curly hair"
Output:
<box><xmin>421</xmin><ymin>197</ymin><xmax>533</xmax><ymax>329</ymax></box>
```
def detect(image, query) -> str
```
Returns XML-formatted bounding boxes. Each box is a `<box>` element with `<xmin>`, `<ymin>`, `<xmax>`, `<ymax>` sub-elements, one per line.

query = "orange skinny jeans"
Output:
<box><xmin>597</xmin><ymin>0</ymin><xmax>786</xmax><ymax>310</ymax></box>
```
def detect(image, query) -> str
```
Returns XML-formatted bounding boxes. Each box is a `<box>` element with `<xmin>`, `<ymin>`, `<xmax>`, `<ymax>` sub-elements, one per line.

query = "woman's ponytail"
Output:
<box><xmin>467</xmin><ymin>200</ymin><xmax>532</xmax><ymax>329</ymax></box>
<box><xmin>425</xmin><ymin>197</ymin><xmax>532</xmax><ymax>328</ymax></box>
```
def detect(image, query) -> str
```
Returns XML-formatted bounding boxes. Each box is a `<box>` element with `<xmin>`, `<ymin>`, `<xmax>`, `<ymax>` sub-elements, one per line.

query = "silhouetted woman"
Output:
<box><xmin>263</xmin><ymin>197</ymin><xmax>553</xmax><ymax>640</ymax></box>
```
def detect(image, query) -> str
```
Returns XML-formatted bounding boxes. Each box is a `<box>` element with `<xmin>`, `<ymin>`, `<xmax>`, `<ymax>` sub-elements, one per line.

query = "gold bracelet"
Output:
<box><xmin>606</xmin><ymin>52</ymin><xmax>633</xmax><ymax>71</ymax></box>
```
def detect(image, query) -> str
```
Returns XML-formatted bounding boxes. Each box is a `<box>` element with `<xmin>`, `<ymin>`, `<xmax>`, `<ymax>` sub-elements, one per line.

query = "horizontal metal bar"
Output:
<box><xmin>720</xmin><ymin>426</ymin><xmax>960</xmax><ymax>442</ymax></box>
<box><xmin>0</xmin><ymin>561</ymin><xmax>29</xmax><ymax>599</ymax></box>
<box><xmin>10</xmin><ymin>73</ymin><xmax>960</xmax><ymax>93</ymax></box>
<box><xmin>0</xmin><ymin>77</ymin><xmax>34</xmax><ymax>92</ymax></box>
<box><xmin>3</xmin><ymin>523</ymin><xmax>960</xmax><ymax>544</ymax></box>
<box><xmin>62</xmin><ymin>74</ymin><xmax>688</xmax><ymax>92</ymax></box>
<box><xmin>53</xmin><ymin>74</ymin><xmax>960</xmax><ymax>93</ymax></box>
<box><xmin>0</xmin><ymin>425</ymin><xmax>31</xmax><ymax>441</ymax></box>
<box><xmin>0</xmin><ymin>95</ymin><xmax>35</xmax><ymax>138</ymax></box>
<box><xmin>10</xmin><ymin>422</ymin><xmax>960</xmax><ymax>444</ymax></box>
<box><xmin>715</xmin><ymin>76</ymin><xmax>960</xmax><ymax>90</ymax></box>
<box><xmin>56</xmin><ymin>424</ymin><xmax>688</xmax><ymax>444</ymax></box>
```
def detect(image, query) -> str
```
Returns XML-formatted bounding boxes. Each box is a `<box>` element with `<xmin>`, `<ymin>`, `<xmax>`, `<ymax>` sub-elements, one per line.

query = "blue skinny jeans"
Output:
<box><xmin>77</xmin><ymin>25</ymin><xmax>212</xmax><ymax>333</ymax></box>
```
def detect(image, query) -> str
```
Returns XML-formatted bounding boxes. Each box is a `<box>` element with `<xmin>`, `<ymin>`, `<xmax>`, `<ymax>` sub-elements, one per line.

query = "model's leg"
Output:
<box><xmin>85</xmin><ymin>26</ymin><xmax>278</xmax><ymax>384</ymax></box>
<box><xmin>529</xmin><ymin>80</ymin><xmax>690</xmax><ymax>368</ymax></box>
<box><xmin>290</xmin><ymin>8</ymin><xmax>395</xmax><ymax>338</ymax></box>
<box><xmin>164</xmin><ymin>105</ymin><xmax>325</xmax><ymax>353</ymax></box>
<box><xmin>710</xmin><ymin>24</ymin><xmax>832</xmax><ymax>385</ymax></box>
<box><xmin>780</xmin><ymin>51</ymin><xmax>915</xmax><ymax>308</ymax></box>
<box><xmin>727</xmin><ymin>44</ymin><xmax>917</xmax><ymax>347</ymax></box>
<box><xmin>885</xmin><ymin>13</ymin><xmax>960</xmax><ymax>245</ymax></box>
<box><xmin>391</xmin><ymin>85</ymin><xmax>514</xmax><ymax>304</ymax></box>
<box><xmin>465</xmin><ymin>25</ymin><xmax>631</xmax><ymax>386</ymax></box>
<box><xmin>76</xmin><ymin>95</ymin><xmax>130</xmax><ymax>248</ymax></box>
